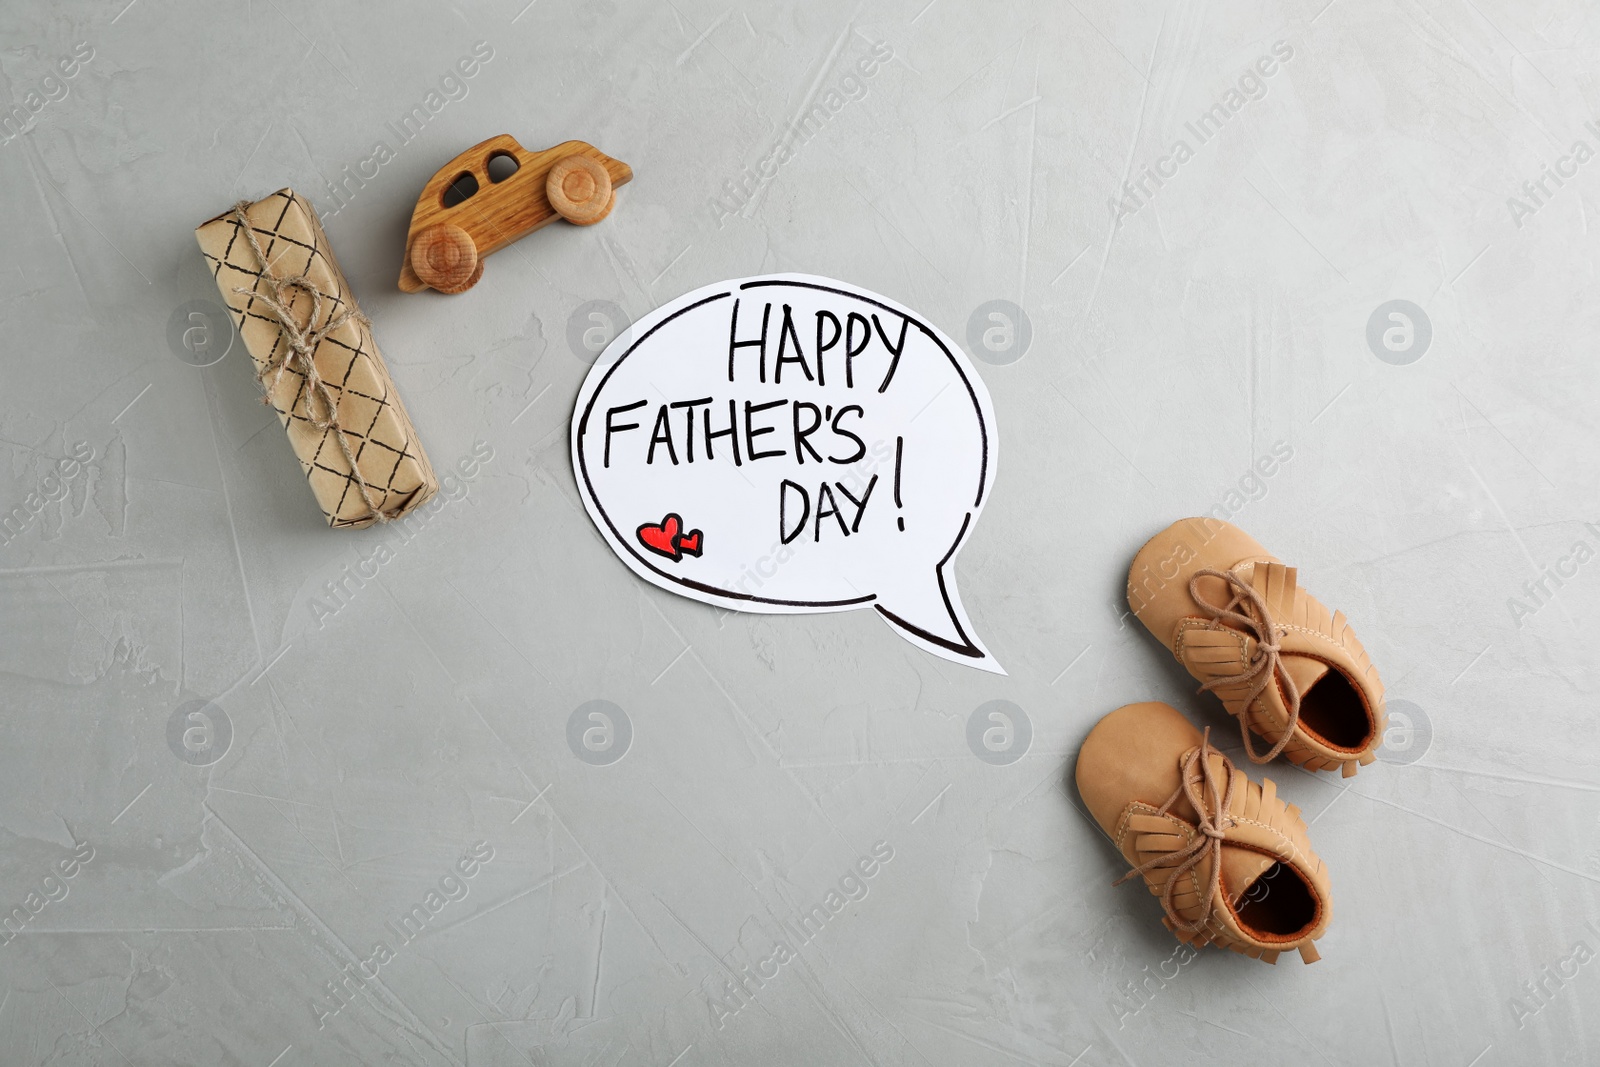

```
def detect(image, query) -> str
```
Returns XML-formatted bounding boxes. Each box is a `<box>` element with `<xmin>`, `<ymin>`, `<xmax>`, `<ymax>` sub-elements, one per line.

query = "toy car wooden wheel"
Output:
<box><xmin>546</xmin><ymin>154</ymin><xmax>614</xmax><ymax>226</ymax></box>
<box><xmin>410</xmin><ymin>223</ymin><xmax>483</xmax><ymax>293</ymax></box>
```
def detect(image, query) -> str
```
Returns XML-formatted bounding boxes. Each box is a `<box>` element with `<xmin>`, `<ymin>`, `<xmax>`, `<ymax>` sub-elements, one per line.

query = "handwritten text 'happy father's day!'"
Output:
<box><xmin>599</xmin><ymin>297</ymin><xmax>913</xmax><ymax>545</ymax></box>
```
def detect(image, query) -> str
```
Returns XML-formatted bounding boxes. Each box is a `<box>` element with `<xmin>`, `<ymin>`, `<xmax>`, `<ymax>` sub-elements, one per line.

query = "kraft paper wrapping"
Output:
<box><xmin>196</xmin><ymin>189</ymin><xmax>437</xmax><ymax>529</ymax></box>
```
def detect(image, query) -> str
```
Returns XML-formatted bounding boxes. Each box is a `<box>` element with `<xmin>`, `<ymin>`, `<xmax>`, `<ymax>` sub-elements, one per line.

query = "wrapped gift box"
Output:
<box><xmin>196</xmin><ymin>189</ymin><xmax>437</xmax><ymax>528</ymax></box>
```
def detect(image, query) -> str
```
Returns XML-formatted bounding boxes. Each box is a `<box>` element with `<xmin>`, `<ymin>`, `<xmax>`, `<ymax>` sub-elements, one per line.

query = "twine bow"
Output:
<box><xmin>228</xmin><ymin>203</ymin><xmax>388</xmax><ymax>523</ymax></box>
<box><xmin>1188</xmin><ymin>567</ymin><xmax>1300</xmax><ymax>763</ymax></box>
<box><xmin>1113</xmin><ymin>728</ymin><xmax>1238</xmax><ymax>933</ymax></box>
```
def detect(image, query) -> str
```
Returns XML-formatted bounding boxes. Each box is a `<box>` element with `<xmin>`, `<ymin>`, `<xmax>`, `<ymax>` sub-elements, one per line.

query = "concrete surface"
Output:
<box><xmin>2</xmin><ymin>0</ymin><xmax>1598</xmax><ymax>1064</ymax></box>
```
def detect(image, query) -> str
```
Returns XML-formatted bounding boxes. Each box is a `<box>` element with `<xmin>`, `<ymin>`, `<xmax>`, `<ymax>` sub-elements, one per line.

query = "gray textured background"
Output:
<box><xmin>2</xmin><ymin>0</ymin><xmax>1598</xmax><ymax>1064</ymax></box>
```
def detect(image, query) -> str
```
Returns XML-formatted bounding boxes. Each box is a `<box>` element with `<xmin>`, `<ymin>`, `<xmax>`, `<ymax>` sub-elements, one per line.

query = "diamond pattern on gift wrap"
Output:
<box><xmin>197</xmin><ymin>190</ymin><xmax>436</xmax><ymax>528</ymax></box>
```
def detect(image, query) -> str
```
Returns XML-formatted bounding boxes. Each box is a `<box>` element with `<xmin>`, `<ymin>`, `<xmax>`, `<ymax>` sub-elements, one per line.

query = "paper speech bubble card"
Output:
<box><xmin>571</xmin><ymin>274</ymin><xmax>1002</xmax><ymax>673</ymax></box>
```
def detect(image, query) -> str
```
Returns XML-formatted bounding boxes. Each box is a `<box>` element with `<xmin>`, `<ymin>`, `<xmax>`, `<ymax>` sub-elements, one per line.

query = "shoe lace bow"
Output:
<box><xmin>1113</xmin><ymin>728</ymin><xmax>1239</xmax><ymax>934</ymax></box>
<box><xmin>1188</xmin><ymin>567</ymin><xmax>1301</xmax><ymax>764</ymax></box>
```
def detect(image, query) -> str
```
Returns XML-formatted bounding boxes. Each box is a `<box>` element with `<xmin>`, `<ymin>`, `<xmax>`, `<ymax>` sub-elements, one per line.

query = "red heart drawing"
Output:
<box><xmin>636</xmin><ymin>514</ymin><xmax>703</xmax><ymax>562</ymax></box>
<box><xmin>637</xmin><ymin>514</ymin><xmax>681</xmax><ymax>558</ymax></box>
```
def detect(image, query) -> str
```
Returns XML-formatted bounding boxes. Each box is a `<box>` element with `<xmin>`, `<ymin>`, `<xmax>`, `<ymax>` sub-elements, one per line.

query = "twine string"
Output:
<box><xmin>227</xmin><ymin>202</ymin><xmax>387</xmax><ymax>523</ymax></box>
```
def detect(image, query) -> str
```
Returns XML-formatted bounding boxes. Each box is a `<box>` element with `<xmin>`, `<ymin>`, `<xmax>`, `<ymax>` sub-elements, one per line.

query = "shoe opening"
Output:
<box><xmin>1233</xmin><ymin>862</ymin><xmax>1318</xmax><ymax>939</ymax></box>
<box><xmin>1296</xmin><ymin>668</ymin><xmax>1372</xmax><ymax>750</ymax></box>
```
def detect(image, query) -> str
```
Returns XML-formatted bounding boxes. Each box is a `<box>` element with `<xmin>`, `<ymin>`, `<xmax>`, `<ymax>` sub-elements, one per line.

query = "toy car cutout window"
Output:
<box><xmin>441</xmin><ymin>171</ymin><xmax>479</xmax><ymax>208</ymax></box>
<box><xmin>486</xmin><ymin>152</ymin><xmax>519</xmax><ymax>183</ymax></box>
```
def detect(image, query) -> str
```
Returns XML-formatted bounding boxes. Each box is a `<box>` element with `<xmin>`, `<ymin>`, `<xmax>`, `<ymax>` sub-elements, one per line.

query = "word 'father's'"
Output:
<box><xmin>600</xmin><ymin>297</ymin><xmax>910</xmax><ymax>470</ymax></box>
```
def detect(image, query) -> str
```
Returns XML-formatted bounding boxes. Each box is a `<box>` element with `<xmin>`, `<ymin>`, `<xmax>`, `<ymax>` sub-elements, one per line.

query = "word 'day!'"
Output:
<box><xmin>571</xmin><ymin>274</ymin><xmax>1002</xmax><ymax>672</ymax></box>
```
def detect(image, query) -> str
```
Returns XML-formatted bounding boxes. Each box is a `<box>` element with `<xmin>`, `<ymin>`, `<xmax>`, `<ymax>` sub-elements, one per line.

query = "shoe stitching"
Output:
<box><xmin>1117</xmin><ymin>803</ymin><xmax>1205</xmax><ymax>916</ymax></box>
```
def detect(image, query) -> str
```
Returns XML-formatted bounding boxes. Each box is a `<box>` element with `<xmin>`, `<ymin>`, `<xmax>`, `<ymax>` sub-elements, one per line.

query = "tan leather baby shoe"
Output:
<box><xmin>1127</xmin><ymin>517</ymin><xmax>1386</xmax><ymax>776</ymax></box>
<box><xmin>1077</xmin><ymin>701</ymin><xmax>1331</xmax><ymax>963</ymax></box>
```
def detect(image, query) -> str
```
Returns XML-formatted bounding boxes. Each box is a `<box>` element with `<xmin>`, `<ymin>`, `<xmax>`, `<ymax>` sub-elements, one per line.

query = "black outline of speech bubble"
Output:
<box><xmin>574</xmin><ymin>278</ymin><xmax>992</xmax><ymax>660</ymax></box>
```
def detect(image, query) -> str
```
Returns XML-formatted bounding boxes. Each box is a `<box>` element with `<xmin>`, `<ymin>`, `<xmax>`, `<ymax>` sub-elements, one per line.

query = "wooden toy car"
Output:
<box><xmin>399</xmin><ymin>134</ymin><xmax>632</xmax><ymax>294</ymax></box>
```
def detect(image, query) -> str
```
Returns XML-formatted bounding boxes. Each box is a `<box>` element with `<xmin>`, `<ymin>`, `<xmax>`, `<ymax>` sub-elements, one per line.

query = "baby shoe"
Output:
<box><xmin>1127</xmin><ymin>517</ymin><xmax>1385</xmax><ymax>776</ymax></box>
<box><xmin>1076</xmin><ymin>701</ymin><xmax>1331</xmax><ymax>963</ymax></box>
